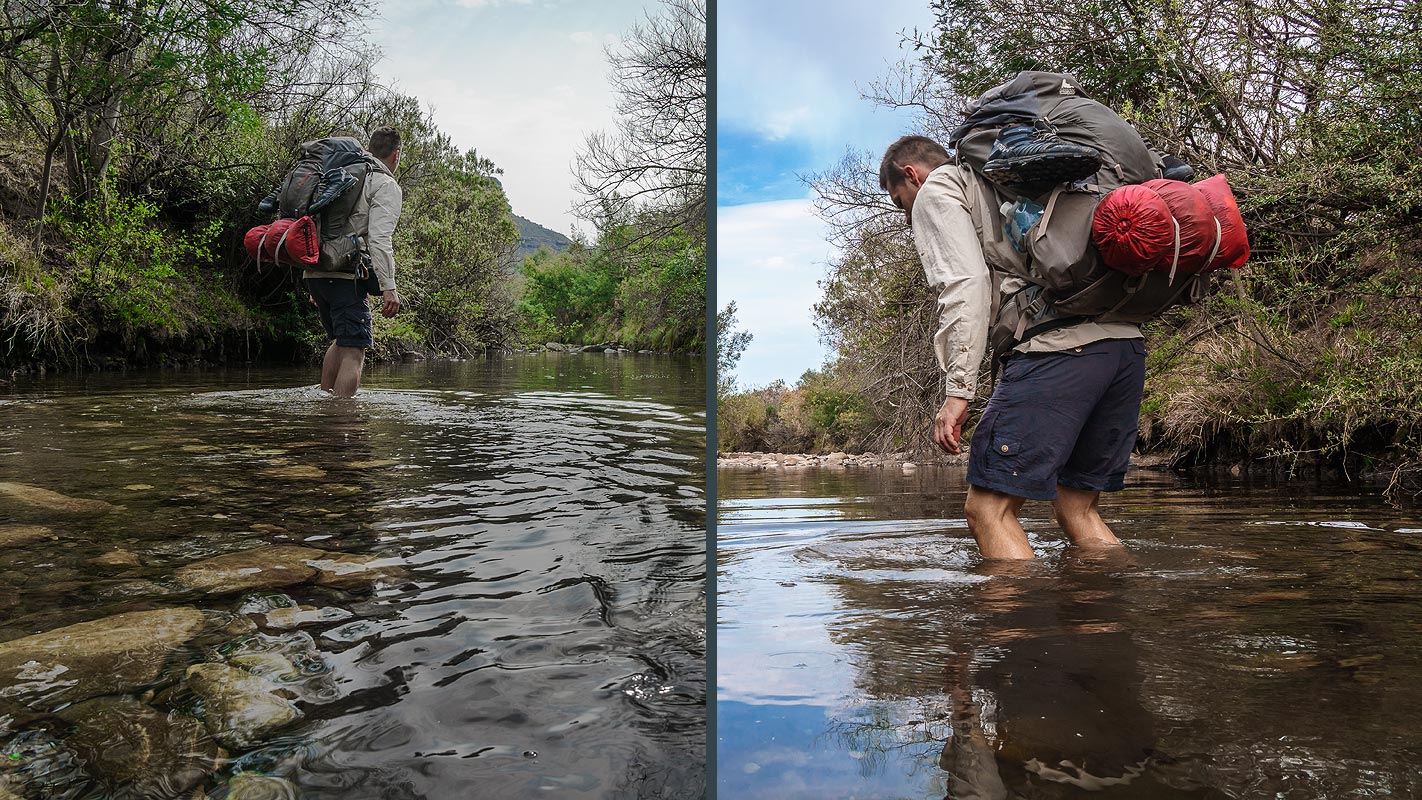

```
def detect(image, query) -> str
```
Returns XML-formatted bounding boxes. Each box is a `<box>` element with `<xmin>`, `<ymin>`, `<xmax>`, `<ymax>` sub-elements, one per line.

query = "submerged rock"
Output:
<box><xmin>0</xmin><ymin>483</ymin><xmax>117</xmax><ymax>516</ymax></box>
<box><xmin>228</xmin><ymin>653</ymin><xmax>301</xmax><ymax>682</ymax></box>
<box><xmin>91</xmin><ymin>579</ymin><xmax>181</xmax><ymax>602</ymax></box>
<box><xmin>174</xmin><ymin>547</ymin><xmax>325</xmax><ymax>595</ymax></box>
<box><xmin>258</xmin><ymin>465</ymin><xmax>326</xmax><ymax>480</ymax></box>
<box><xmin>260</xmin><ymin>606</ymin><xmax>354</xmax><ymax>630</ymax></box>
<box><xmin>56</xmin><ymin>695</ymin><xmax>225</xmax><ymax>796</ymax></box>
<box><xmin>175</xmin><ymin>546</ymin><xmax>402</xmax><ymax>595</ymax></box>
<box><xmin>0</xmin><ymin>525</ymin><xmax>53</xmax><ymax>548</ymax></box>
<box><xmin>224</xmin><ymin>773</ymin><xmax>300</xmax><ymax>800</ymax></box>
<box><xmin>89</xmin><ymin>549</ymin><xmax>141</xmax><ymax>568</ymax></box>
<box><xmin>0</xmin><ymin>607</ymin><xmax>206</xmax><ymax>708</ymax></box>
<box><xmin>186</xmin><ymin>663</ymin><xmax>302</xmax><ymax>749</ymax></box>
<box><xmin>345</xmin><ymin>459</ymin><xmax>398</xmax><ymax>469</ymax></box>
<box><xmin>307</xmin><ymin>553</ymin><xmax>404</xmax><ymax>589</ymax></box>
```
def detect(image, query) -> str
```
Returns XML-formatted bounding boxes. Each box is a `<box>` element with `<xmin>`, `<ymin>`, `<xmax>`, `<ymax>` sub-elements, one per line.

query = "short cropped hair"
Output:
<box><xmin>879</xmin><ymin>135</ymin><xmax>951</xmax><ymax>190</ymax></box>
<box><xmin>369</xmin><ymin>126</ymin><xmax>401</xmax><ymax>159</ymax></box>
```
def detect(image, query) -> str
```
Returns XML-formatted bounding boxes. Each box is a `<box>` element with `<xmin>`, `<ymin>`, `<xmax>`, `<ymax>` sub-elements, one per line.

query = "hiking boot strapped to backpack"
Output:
<box><xmin>981</xmin><ymin>120</ymin><xmax>1103</xmax><ymax>188</ymax></box>
<box><xmin>946</xmin><ymin>71</ymin><xmax>1247</xmax><ymax>358</ymax></box>
<box><xmin>244</xmin><ymin>137</ymin><xmax>382</xmax><ymax>275</ymax></box>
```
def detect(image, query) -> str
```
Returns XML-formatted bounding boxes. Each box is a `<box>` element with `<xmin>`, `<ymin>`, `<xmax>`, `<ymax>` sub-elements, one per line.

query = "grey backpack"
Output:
<box><xmin>948</xmin><ymin>72</ymin><xmax>1211</xmax><ymax>354</ymax></box>
<box><xmin>259</xmin><ymin>137</ymin><xmax>382</xmax><ymax>273</ymax></box>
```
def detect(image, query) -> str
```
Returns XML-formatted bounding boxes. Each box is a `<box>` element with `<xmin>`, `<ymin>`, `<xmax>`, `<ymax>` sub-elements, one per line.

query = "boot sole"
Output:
<box><xmin>982</xmin><ymin>152</ymin><xmax>1102</xmax><ymax>186</ymax></box>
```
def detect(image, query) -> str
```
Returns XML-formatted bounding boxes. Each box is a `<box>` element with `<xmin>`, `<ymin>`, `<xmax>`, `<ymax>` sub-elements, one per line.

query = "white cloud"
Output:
<box><xmin>758</xmin><ymin>106</ymin><xmax>811</xmax><ymax>141</ymax></box>
<box><xmin>455</xmin><ymin>0</ymin><xmax>533</xmax><ymax>7</ymax></box>
<box><xmin>718</xmin><ymin>0</ymin><xmax>934</xmax><ymax>157</ymax></box>
<box><xmin>718</xmin><ymin>199</ymin><xmax>837</xmax><ymax>388</ymax></box>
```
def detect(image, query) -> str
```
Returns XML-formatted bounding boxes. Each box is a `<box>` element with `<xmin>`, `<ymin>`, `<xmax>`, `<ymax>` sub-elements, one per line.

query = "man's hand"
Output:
<box><xmin>934</xmin><ymin>396</ymin><xmax>971</xmax><ymax>454</ymax></box>
<box><xmin>381</xmin><ymin>289</ymin><xmax>400</xmax><ymax>318</ymax></box>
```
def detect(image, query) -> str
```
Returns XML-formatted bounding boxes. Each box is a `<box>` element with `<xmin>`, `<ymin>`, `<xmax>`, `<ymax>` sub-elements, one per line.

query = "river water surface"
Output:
<box><xmin>0</xmin><ymin>355</ymin><xmax>705</xmax><ymax>799</ymax></box>
<box><xmin>718</xmin><ymin>466</ymin><xmax>1422</xmax><ymax>799</ymax></box>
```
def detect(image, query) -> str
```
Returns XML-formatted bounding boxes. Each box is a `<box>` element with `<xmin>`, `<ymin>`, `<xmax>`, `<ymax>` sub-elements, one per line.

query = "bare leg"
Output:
<box><xmin>1052</xmin><ymin>485</ymin><xmax>1122</xmax><ymax>548</ymax></box>
<box><xmin>964</xmin><ymin>486</ymin><xmax>1035</xmax><ymax>560</ymax></box>
<box><xmin>331</xmin><ymin>346</ymin><xmax>366</xmax><ymax>398</ymax></box>
<box><xmin>320</xmin><ymin>342</ymin><xmax>340</xmax><ymax>392</ymax></box>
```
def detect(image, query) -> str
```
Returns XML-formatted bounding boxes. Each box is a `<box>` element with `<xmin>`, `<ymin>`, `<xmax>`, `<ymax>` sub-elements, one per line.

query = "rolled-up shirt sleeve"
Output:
<box><xmin>367</xmin><ymin>176</ymin><xmax>403</xmax><ymax>292</ymax></box>
<box><xmin>910</xmin><ymin>167</ymin><xmax>992</xmax><ymax>400</ymax></box>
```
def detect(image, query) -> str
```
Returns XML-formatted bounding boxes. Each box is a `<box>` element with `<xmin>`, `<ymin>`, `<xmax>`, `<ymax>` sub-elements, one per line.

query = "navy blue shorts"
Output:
<box><xmin>306</xmin><ymin>277</ymin><xmax>372</xmax><ymax>349</ymax></box>
<box><xmin>967</xmin><ymin>338</ymin><xmax>1146</xmax><ymax>501</ymax></box>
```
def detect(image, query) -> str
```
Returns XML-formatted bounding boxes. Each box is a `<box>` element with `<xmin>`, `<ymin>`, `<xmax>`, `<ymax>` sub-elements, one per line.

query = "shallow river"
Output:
<box><xmin>0</xmin><ymin>355</ymin><xmax>705</xmax><ymax>799</ymax></box>
<box><xmin>717</xmin><ymin>466</ymin><xmax>1422</xmax><ymax>799</ymax></box>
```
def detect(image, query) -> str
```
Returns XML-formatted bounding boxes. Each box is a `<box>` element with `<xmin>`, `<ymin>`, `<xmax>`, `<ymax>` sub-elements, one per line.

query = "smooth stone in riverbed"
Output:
<box><xmin>0</xmin><ymin>525</ymin><xmax>53</xmax><ymax>548</ymax></box>
<box><xmin>175</xmin><ymin>546</ymin><xmax>399</xmax><ymax>595</ymax></box>
<box><xmin>257</xmin><ymin>465</ymin><xmax>326</xmax><ymax>480</ymax></box>
<box><xmin>307</xmin><ymin>552</ymin><xmax>405</xmax><ymax>589</ymax></box>
<box><xmin>92</xmin><ymin>578</ymin><xmax>181</xmax><ymax>601</ymax></box>
<box><xmin>89</xmin><ymin>549</ymin><xmax>141</xmax><ymax>568</ymax></box>
<box><xmin>0</xmin><ymin>607</ymin><xmax>206</xmax><ymax>707</ymax></box>
<box><xmin>224</xmin><ymin>773</ymin><xmax>300</xmax><ymax>800</ymax></box>
<box><xmin>228</xmin><ymin>653</ymin><xmax>301</xmax><ymax>681</ymax></box>
<box><xmin>174</xmin><ymin>546</ymin><xmax>326</xmax><ymax>594</ymax></box>
<box><xmin>261</xmin><ymin>606</ymin><xmax>354</xmax><ymax>630</ymax></box>
<box><xmin>56</xmin><ymin>695</ymin><xmax>225</xmax><ymax>795</ymax></box>
<box><xmin>0</xmin><ymin>483</ymin><xmax>117</xmax><ymax>516</ymax></box>
<box><xmin>346</xmin><ymin>459</ymin><xmax>399</xmax><ymax>469</ymax></box>
<box><xmin>185</xmin><ymin>663</ymin><xmax>302</xmax><ymax>749</ymax></box>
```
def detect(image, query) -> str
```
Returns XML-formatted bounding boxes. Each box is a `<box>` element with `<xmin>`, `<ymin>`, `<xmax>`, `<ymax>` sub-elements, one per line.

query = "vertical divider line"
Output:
<box><xmin>703</xmin><ymin>0</ymin><xmax>718</xmax><ymax>796</ymax></box>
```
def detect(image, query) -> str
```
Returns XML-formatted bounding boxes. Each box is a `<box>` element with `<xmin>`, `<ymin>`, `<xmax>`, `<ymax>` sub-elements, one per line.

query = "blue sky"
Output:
<box><xmin>368</xmin><ymin>0</ymin><xmax>653</xmax><ymax>237</ymax></box>
<box><xmin>718</xmin><ymin>0</ymin><xmax>935</xmax><ymax>389</ymax></box>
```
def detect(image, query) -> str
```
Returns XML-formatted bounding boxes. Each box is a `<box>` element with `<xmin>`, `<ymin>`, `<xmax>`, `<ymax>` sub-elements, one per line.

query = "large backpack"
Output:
<box><xmin>947</xmin><ymin>72</ymin><xmax>1245</xmax><ymax>356</ymax></box>
<box><xmin>244</xmin><ymin>137</ymin><xmax>382</xmax><ymax>274</ymax></box>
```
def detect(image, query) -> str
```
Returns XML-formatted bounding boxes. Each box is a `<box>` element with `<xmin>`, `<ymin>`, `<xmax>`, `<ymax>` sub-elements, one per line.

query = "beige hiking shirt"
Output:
<box><xmin>303</xmin><ymin>160</ymin><xmax>402</xmax><ymax>292</ymax></box>
<box><xmin>911</xmin><ymin>163</ymin><xmax>1141</xmax><ymax>400</ymax></box>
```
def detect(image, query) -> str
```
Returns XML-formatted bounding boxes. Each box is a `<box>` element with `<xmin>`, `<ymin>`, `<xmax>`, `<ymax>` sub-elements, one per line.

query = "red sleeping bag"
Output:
<box><xmin>1089</xmin><ymin>184</ymin><xmax>1174</xmax><ymax>276</ymax></box>
<box><xmin>243</xmin><ymin>216</ymin><xmax>320</xmax><ymax>266</ymax></box>
<box><xmin>1193</xmin><ymin>174</ymin><xmax>1249</xmax><ymax>272</ymax></box>
<box><xmin>1092</xmin><ymin>175</ymin><xmax>1249</xmax><ymax>277</ymax></box>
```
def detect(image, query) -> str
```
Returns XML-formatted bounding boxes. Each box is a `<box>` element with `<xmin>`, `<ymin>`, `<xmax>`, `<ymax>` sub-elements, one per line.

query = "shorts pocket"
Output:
<box><xmin>988</xmin><ymin>415</ymin><xmax>1021</xmax><ymax>461</ymax></box>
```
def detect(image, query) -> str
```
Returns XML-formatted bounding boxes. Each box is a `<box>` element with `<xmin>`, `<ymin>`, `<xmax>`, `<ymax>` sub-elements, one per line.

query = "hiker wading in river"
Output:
<box><xmin>880</xmin><ymin>135</ymin><xmax>1145</xmax><ymax>560</ymax></box>
<box><xmin>303</xmin><ymin>126</ymin><xmax>404</xmax><ymax>397</ymax></box>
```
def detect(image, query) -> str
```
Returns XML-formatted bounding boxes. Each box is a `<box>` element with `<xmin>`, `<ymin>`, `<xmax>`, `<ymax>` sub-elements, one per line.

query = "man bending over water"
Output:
<box><xmin>879</xmin><ymin>135</ymin><xmax>1145</xmax><ymax>559</ymax></box>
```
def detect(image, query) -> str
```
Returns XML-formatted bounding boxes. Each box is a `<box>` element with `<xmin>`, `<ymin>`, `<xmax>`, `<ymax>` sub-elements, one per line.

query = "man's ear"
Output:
<box><xmin>901</xmin><ymin>162</ymin><xmax>926</xmax><ymax>187</ymax></box>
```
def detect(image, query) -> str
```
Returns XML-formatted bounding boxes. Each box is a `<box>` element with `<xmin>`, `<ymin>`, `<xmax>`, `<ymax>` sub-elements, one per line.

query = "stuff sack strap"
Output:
<box><xmin>273</xmin><ymin>223</ymin><xmax>295</xmax><ymax>268</ymax></box>
<box><xmin>1202</xmin><ymin>216</ymin><xmax>1223</xmax><ymax>274</ymax></box>
<box><xmin>1166</xmin><ymin>216</ymin><xmax>1182</xmax><ymax>286</ymax></box>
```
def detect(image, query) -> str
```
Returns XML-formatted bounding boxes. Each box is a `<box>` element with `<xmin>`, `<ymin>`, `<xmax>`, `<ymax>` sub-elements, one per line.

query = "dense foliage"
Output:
<box><xmin>519</xmin><ymin>226</ymin><xmax>704</xmax><ymax>351</ymax></box>
<box><xmin>721</xmin><ymin>0</ymin><xmax>1422</xmax><ymax>486</ymax></box>
<box><xmin>520</xmin><ymin>0</ymin><xmax>706</xmax><ymax>353</ymax></box>
<box><xmin>0</xmin><ymin>0</ymin><xmax>522</xmax><ymax>367</ymax></box>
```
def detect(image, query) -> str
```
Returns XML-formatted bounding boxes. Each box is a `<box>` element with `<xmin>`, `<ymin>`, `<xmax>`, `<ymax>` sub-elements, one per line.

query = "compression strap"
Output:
<box><xmin>1203</xmin><ymin>216</ymin><xmax>1223</xmax><ymax>272</ymax></box>
<box><xmin>1167</xmin><ymin>216</ymin><xmax>1182</xmax><ymax>286</ymax></box>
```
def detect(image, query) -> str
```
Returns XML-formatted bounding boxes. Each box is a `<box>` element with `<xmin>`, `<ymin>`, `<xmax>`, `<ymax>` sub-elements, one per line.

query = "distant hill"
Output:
<box><xmin>513</xmin><ymin>214</ymin><xmax>573</xmax><ymax>263</ymax></box>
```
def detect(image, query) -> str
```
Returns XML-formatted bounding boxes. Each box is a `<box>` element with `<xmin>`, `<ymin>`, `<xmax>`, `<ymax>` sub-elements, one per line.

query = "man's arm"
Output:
<box><xmin>367</xmin><ymin>175</ymin><xmax>404</xmax><ymax>316</ymax></box>
<box><xmin>910</xmin><ymin>169</ymin><xmax>994</xmax><ymax>453</ymax></box>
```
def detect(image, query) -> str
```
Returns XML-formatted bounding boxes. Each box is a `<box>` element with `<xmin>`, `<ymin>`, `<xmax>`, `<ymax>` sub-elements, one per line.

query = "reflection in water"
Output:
<box><xmin>0</xmin><ymin>355</ymin><xmax>705</xmax><ymax>799</ymax></box>
<box><xmin>936</xmin><ymin>556</ymin><xmax>1158</xmax><ymax>798</ymax></box>
<box><xmin>718</xmin><ymin>466</ymin><xmax>1422</xmax><ymax>800</ymax></box>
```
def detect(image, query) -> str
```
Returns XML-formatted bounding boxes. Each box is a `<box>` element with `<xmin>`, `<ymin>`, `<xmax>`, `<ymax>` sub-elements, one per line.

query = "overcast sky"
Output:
<box><xmin>367</xmin><ymin>0</ymin><xmax>653</xmax><ymax>238</ymax></box>
<box><xmin>717</xmin><ymin>0</ymin><xmax>934</xmax><ymax>389</ymax></box>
